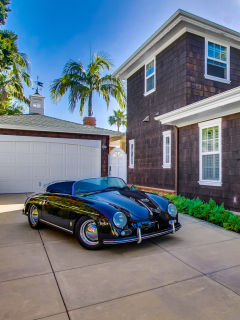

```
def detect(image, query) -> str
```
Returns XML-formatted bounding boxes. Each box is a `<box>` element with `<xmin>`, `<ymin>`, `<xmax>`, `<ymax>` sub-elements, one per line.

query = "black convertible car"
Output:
<box><xmin>23</xmin><ymin>177</ymin><xmax>181</xmax><ymax>250</ymax></box>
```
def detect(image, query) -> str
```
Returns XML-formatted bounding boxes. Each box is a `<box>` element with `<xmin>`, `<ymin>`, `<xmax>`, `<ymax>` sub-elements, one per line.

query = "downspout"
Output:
<box><xmin>174</xmin><ymin>125</ymin><xmax>179</xmax><ymax>195</ymax></box>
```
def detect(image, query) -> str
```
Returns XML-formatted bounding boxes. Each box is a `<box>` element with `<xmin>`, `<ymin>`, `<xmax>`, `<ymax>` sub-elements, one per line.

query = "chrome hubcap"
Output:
<box><xmin>80</xmin><ymin>220</ymin><xmax>99</xmax><ymax>246</ymax></box>
<box><xmin>29</xmin><ymin>205</ymin><xmax>38</xmax><ymax>226</ymax></box>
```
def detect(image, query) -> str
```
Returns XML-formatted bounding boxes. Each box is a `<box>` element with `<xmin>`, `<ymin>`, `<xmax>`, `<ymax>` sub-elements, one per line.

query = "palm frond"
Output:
<box><xmin>88</xmin><ymin>51</ymin><xmax>113</xmax><ymax>76</ymax></box>
<box><xmin>68</xmin><ymin>84</ymin><xmax>89</xmax><ymax>113</ymax></box>
<box><xmin>63</xmin><ymin>59</ymin><xmax>85</xmax><ymax>76</ymax></box>
<box><xmin>98</xmin><ymin>75</ymin><xmax>126</xmax><ymax>110</ymax></box>
<box><xmin>50</xmin><ymin>76</ymin><xmax>72</xmax><ymax>103</ymax></box>
<box><xmin>79</xmin><ymin>89</ymin><xmax>90</xmax><ymax>116</ymax></box>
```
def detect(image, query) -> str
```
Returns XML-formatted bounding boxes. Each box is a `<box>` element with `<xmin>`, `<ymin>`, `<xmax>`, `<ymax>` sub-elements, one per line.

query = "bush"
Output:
<box><xmin>165</xmin><ymin>194</ymin><xmax>240</xmax><ymax>234</ymax></box>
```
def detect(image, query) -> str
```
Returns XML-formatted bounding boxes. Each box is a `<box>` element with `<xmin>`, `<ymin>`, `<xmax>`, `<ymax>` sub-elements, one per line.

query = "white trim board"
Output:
<box><xmin>198</xmin><ymin>118</ymin><xmax>222</xmax><ymax>187</ymax></box>
<box><xmin>154</xmin><ymin>85</ymin><xmax>240</xmax><ymax>127</ymax></box>
<box><xmin>162</xmin><ymin>130</ymin><xmax>171</xmax><ymax>168</ymax></box>
<box><xmin>0</xmin><ymin>135</ymin><xmax>101</xmax><ymax>148</ymax></box>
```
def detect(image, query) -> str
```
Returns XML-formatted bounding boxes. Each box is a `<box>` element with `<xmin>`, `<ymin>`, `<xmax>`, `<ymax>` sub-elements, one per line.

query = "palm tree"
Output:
<box><xmin>50</xmin><ymin>52</ymin><xmax>126</xmax><ymax>117</ymax></box>
<box><xmin>0</xmin><ymin>67</ymin><xmax>30</xmax><ymax>108</ymax></box>
<box><xmin>108</xmin><ymin>109</ymin><xmax>127</xmax><ymax>131</ymax></box>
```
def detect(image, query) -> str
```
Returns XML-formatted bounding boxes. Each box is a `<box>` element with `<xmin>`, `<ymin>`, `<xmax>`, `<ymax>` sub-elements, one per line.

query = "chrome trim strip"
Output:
<box><xmin>39</xmin><ymin>219</ymin><xmax>73</xmax><ymax>234</ymax></box>
<box><xmin>103</xmin><ymin>224</ymin><xmax>181</xmax><ymax>244</ymax></box>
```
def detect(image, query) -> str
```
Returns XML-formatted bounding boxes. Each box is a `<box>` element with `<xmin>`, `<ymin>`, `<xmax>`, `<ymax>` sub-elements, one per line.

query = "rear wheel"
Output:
<box><xmin>28</xmin><ymin>204</ymin><xmax>43</xmax><ymax>229</ymax></box>
<box><xmin>75</xmin><ymin>216</ymin><xmax>103</xmax><ymax>250</ymax></box>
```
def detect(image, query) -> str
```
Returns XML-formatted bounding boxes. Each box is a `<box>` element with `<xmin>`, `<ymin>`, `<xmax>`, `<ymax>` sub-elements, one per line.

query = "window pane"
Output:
<box><xmin>203</xmin><ymin>154</ymin><xmax>219</xmax><ymax>180</ymax></box>
<box><xmin>202</xmin><ymin>128</ymin><xmax>207</xmax><ymax>140</ymax></box>
<box><xmin>221</xmin><ymin>47</ymin><xmax>227</xmax><ymax>61</ymax></box>
<box><xmin>147</xmin><ymin>75</ymin><xmax>154</xmax><ymax>91</ymax></box>
<box><xmin>146</xmin><ymin>60</ymin><xmax>154</xmax><ymax>77</ymax></box>
<box><xmin>202</xmin><ymin>126</ymin><xmax>219</xmax><ymax>153</ymax></box>
<box><xmin>202</xmin><ymin>141</ymin><xmax>207</xmax><ymax>152</ymax></box>
<box><xmin>207</xmin><ymin>59</ymin><xmax>227</xmax><ymax>79</ymax></box>
<box><xmin>207</xmin><ymin>140</ymin><xmax>214</xmax><ymax>152</ymax></box>
<box><xmin>215</xmin><ymin>44</ymin><xmax>221</xmax><ymax>59</ymax></box>
<box><xmin>130</xmin><ymin>144</ymin><xmax>134</xmax><ymax>165</ymax></box>
<box><xmin>207</xmin><ymin>127</ymin><xmax>214</xmax><ymax>139</ymax></box>
<box><xmin>214</xmin><ymin>126</ymin><xmax>219</xmax><ymax>139</ymax></box>
<box><xmin>208</xmin><ymin>42</ymin><xmax>227</xmax><ymax>62</ymax></box>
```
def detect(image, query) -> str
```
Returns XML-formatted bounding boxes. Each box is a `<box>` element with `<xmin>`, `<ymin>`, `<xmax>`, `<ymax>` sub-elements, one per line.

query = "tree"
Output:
<box><xmin>0</xmin><ymin>0</ymin><xmax>31</xmax><ymax>114</ymax></box>
<box><xmin>0</xmin><ymin>70</ymin><xmax>30</xmax><ymax>107</ymax></box>
<box><xmin>108</xmin><ymin>109</ymin><xmax>127</xmax><ymax>131</ymax></box>
<box><xmin>50</xmin><ymin>52</ymin><xmax>126</xmax><ymax>117</ymax></box>
<box><xmin>0</xmin><ymin>0</ymin><xmax>11</xmax><ymax>25</ymax></box>
<box><xmin>0</xmin><ymin>98</ymin><xmax>26</xmax><ymax>115</ymax></box>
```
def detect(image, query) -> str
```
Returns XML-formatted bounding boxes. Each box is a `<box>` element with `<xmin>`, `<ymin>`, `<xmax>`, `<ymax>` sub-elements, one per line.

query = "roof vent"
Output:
<box><xmin>29</xmin><ymin>93</ymin><xmax>45</xmax><ymax>115</ymax></box>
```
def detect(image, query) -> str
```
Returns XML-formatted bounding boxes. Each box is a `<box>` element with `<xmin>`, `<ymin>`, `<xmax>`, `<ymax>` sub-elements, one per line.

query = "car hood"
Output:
<box><xmin>86</xmin><ymin>190</ymin><xmax>159</xmax><ymax>221</ymax></box>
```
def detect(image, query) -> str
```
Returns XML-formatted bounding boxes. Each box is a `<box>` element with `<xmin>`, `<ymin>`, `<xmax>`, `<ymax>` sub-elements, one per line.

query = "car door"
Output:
<box><xmin>41</xmin><ymin>193</ymin><xmax>71</xmax><ymax>230</ymax></box>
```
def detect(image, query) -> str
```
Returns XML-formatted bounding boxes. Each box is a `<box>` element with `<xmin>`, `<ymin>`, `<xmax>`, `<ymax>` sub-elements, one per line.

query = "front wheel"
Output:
<box><xmin>28</xmin><ymin>204</ymin><xmax>43</xmax><ymax>229</ymax></box>
<box><xmin>75</xmin><ymin>216</ymin><xmax>103</xmax><ymax>250</ymax></box>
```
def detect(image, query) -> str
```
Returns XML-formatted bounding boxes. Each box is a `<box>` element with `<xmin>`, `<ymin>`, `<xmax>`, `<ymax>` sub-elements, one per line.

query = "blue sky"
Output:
<box><xmin>5</xmin><ymin>0</ymin><xmax>240</xmax><ymax>131</ymax></box>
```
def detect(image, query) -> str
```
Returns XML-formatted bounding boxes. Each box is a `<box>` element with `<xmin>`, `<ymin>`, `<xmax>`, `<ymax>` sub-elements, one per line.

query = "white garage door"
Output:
<box><xmin>0</xmin><ymin>135</ymin><xmax>101</xmax><ymax>193</ymax></box>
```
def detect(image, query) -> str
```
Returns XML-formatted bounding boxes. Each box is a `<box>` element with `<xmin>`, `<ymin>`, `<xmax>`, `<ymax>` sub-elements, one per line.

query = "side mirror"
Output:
<box><xmin>130</xmin><ymin>184</ymin><xmax>135</xmax><ymax>190</ymax></box>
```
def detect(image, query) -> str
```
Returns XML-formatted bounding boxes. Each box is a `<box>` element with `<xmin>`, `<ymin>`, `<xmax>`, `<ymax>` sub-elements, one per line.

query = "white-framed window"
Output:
<box><xmin>162</xmin><ymin>130</ymin><xmax>171</xmax><ymax>168</ymax></box>
<box><xmin>129</xmin><ymin>139</ymin><xmax>135</xmax><ymax>168</ymax></box>
<box><xmin>199</xmin><ymin>118</ymin><xmax>222</xmax><ymax>187</ymax></box>
<box><xmin>205</xmin><ymin>38</ymin><xmax>230</xmax><ymax>84</ymax></box>
<box><xmin>144</xmin><ymin>58</ymin><xmax>156</xmax><ymax>96</ymax></box>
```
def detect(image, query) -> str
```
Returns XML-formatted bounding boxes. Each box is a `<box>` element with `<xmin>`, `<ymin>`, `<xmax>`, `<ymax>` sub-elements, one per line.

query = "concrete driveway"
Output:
<box><xmin>1</xmin><ymin>194</ymin><xmax>240</xmax><ymax>320</ymax></box>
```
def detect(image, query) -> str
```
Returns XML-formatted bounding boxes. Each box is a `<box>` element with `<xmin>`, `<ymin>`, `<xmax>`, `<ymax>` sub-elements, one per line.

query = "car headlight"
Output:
<box><xmin>168</xmin><ymin>203</ymin><xmax>177</xmax><ymax>217</ymax></box>
<box><xmin>113</xmin><ymin>212</ymin><xmax>127</xmax><ymax>229</ymax></box>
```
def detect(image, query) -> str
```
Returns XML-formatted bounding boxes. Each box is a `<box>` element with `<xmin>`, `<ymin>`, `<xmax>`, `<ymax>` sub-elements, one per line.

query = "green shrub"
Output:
<box><xmin>165</xmin><ymin>194</ymin><xmax>240</xmax><ymax>234</ymax></box>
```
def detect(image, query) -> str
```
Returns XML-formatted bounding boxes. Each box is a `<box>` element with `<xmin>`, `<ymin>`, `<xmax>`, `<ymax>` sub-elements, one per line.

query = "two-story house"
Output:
<box><xmin>113</xmin><ymin>9</ymin><xmax>240</xmax><ymax>212</ymax></box>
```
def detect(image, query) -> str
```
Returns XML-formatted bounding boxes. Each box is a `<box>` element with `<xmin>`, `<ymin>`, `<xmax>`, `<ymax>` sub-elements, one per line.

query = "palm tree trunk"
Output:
<box><xmin>88</xmin><ymin>91</ymin><xmax>93</xmax><ymax>116</ymax></box>
<box><xmin>117</xmin><ymin>122</ymin><xmax>120</xmax><ymax>131</ymax></box>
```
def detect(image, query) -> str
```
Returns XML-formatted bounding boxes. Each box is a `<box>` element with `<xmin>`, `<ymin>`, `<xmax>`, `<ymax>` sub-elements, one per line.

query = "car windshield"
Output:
<box><xmin>72</xmin><ymin>177</ymin><xmax>127</xmax><ymax>195</ymax></box>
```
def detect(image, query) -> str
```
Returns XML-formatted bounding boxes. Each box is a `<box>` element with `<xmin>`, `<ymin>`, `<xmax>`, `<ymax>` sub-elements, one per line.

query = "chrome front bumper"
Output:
<box><xmin>103</xmin><ymin>223</ymin><xmax>181</xmax><ymax>245</ymax></box>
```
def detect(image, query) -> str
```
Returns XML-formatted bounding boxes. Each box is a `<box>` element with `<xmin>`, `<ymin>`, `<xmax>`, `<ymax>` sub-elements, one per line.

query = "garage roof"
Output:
<box><xmin>0</xmin><ymin>114</ymin><xmax>122</xmax><ymax>137</ymax></box>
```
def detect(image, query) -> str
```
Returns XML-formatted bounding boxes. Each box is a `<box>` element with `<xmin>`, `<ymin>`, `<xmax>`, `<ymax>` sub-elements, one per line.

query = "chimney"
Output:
<box><xmin>83</xmin><ymin>116</ymin><xmax>96</xmax><ymax>127</ymax></box>
<box><xmin>29</xmin><ymin>93</ymin><xmax>45</xmax><ymax>115</ymax></box>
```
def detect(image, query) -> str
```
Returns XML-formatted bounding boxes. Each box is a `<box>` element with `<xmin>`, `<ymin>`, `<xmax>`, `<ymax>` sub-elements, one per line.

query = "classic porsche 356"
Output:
<box><xmin>23</xmin><ymin>177</ymin><xmax>181</xmax><ymax>250</ymax></box>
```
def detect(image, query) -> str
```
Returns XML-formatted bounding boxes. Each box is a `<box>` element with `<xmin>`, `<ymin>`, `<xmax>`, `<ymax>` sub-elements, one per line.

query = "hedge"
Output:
<box><xmin>165</xmin><ymin>194</ymin><xmax>240</xmax><ymax>233</ymax></box>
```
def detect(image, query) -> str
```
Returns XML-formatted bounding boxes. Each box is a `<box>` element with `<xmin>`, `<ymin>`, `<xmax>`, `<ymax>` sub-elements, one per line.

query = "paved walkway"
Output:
<box><xmin>1</xmin><ymin>194</ymin><xmax>240</xmax><ymax>319</ymax></box>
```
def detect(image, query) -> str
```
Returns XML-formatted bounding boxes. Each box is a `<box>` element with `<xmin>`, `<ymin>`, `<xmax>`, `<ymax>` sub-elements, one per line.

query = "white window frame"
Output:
<box><xmin>205</xmin><ymin>38</ymin><xmax>230</xmax><ymax>84</ymax></box>
<box><xmin>144</xmin><ymin>57</ymin><xmax>156</xmax><ymax>96</ymax></box>
<box><xmin>199</xmin><ymin>118</ymin><xmax>222</xmax><ymax>187</ymax></box>
<box><xmin>129</xmin><ymin>139</ymin><xmax>135</xmax><ymax>168</ymax></box>
<box><xmin>162</xmin><ymin>130</ymin><xmax>171</xmax><ymax>168</ymax></box>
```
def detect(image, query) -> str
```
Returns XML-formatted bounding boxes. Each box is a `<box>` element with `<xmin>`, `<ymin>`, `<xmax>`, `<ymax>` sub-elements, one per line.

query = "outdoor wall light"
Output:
<box><xmin>143</xmin><ymin>116</ymin><xmax>149</xmax><ymax>122</ymax></box>
<box><xmin>102</xmin><ymin>143</ymin><xmax>107</xmax><ymax>150</ymax></box>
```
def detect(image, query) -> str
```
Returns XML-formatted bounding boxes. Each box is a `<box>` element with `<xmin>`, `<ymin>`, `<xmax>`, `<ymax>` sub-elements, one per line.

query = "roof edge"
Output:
<box><xmin>0</xmin><ymin>123</ymin><xmax>122</xmax><ymax>137</ymax></box>
<box><xmin>113</xmin><ymin>9</ymin><xmax>240</xmax><ymax>80</ymax></box>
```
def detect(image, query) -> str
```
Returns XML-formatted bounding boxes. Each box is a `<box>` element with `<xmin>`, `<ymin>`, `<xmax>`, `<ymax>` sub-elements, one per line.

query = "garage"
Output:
<box><xmin>0</xmin><ymin>135</ymin><xmax>101</xmax><ymax>193</ymax></box>
<box><xmin>0</xmin><ymin>93</ymin><xmax>122</xmax><ymax>194</ymax></box>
